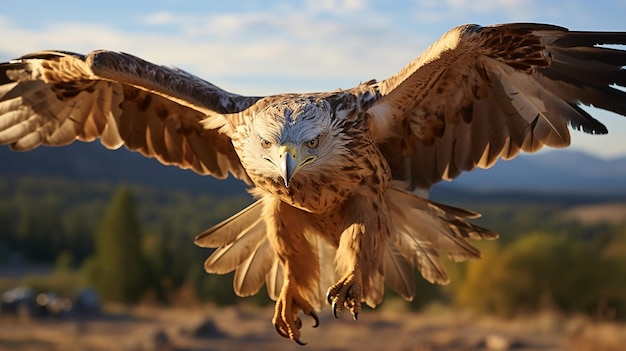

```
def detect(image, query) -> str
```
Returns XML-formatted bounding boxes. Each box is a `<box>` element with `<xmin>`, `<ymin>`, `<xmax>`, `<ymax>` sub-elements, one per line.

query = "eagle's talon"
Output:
<box><xmin>331</xmin><ymin>300</ymin><xmax>340</xmax><ymax>319</ymax></box>
<box><xmin>310</xmin><ymin>311</ymin><xmax>320</xmax><ymax>328</ymax></box>
<box><xmin>327</xmin><ymin>270</ymin><xmax>362</xmax><ymax>320</ymax></box>
<box><xmin>272</xmin><ymin>282</ymin><xmax>317</xmax><ymax>343</ymax></box>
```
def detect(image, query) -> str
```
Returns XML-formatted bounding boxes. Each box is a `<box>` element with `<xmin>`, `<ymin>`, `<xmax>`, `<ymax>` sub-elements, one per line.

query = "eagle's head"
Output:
<box><xmin>239</xmin><ymin>97</ymin><xmax>347</xmax><ymax>189</ymax></box>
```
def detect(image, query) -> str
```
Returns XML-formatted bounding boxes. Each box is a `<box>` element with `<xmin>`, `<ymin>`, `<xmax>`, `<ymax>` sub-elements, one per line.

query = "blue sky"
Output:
<box><xmin>1</xmin><ymin>0</ymin><xmax>625</xmax><ymax>158</ymax></box>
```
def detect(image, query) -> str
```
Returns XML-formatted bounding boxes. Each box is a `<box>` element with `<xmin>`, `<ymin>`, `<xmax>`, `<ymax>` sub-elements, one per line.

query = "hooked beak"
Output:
<box><xmin>278</xmin><ymin>143</ymin><xmax>316</xmax><ymax>188</ymax></box>
<box><xmin>279</xmin><ymin>144</ymin><xmax>298</xmax><ymax>188</ymax></box>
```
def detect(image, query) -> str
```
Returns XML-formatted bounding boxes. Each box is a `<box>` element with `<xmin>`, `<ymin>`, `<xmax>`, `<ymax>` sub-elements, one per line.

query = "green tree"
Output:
<box><xmin>87</xmin><ymin>186</ymin><xmax>151</xmax><ymax>304</ymax></box>
<box><xmin>455</xmin><ymin>232</ymin><xmax>623</xmax><ymax>317</ymax></box>
<box><xmin>453</xmin><ymin>242</ymin><xmax>516</xmax><ymax>315</ymax></box>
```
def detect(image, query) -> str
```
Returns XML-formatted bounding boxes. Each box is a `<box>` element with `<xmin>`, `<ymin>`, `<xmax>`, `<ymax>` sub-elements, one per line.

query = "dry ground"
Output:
<box><xmin>1</xmin><ymin>304</ymin><xmax>624</xmax><ymax>351</ymax></box>
<box><xmin>559</xmin><ymin>203</ymin><xmax>626</xmax><ymax>225</ymax></box>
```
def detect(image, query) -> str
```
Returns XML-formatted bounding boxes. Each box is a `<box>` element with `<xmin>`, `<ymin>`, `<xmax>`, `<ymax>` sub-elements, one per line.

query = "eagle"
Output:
<box><xmin>1</xmin><ymin>23</ymin><xmax>625</xmax><ymax>344</ymax></box>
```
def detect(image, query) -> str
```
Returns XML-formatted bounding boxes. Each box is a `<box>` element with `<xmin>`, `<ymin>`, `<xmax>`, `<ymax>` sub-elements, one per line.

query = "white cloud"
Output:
<box><xmin>413</xmin><ymin>0</ymin><xmax>538</xmax><ymax>23</ymax></box>
<box><xmin>140</xmin><ymin>11</ymin><xmax>181</xmax><ymax>27</ymax></box>
<box><xmin>446</xmin><ymin>0</ymin><xmax>532</xmax><ymax>14</ymax></box>
<box><xmin>0</xmin><ymin>7</ymin><xmax>425</xmax><ymax>95</ymax></box>
<box><xmin>0</xmin><ymin>17</ymin><xmax>129</xmax><ymax>55</ymax></box>
<box><xmin>303</xmin><ymin>0</ymin><xmax>368</xmax><ymax>14</ymax></box>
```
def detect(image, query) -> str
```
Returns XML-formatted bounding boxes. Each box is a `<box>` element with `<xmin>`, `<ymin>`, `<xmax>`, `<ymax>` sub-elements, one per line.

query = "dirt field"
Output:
<box><xmin>559</xmin><ymin>203</ymin><xmax>626</xmax><ymax>225</ymax></box>
<box><xmin>2</xmin><ymin>304</ymin><xmax>624</xmax><ymax>351</ymax></box>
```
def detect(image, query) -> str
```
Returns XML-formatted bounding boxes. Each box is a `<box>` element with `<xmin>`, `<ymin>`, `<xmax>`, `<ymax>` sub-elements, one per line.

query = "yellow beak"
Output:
<box><xmin>273</xmin><ymin>143</ymin><xmax>318</xmax><ymax>188</ymax></box>
<box><xmin>279</xmin><ymin>144</ymin><xmax>298</xmax><ymax>188</ymax></box>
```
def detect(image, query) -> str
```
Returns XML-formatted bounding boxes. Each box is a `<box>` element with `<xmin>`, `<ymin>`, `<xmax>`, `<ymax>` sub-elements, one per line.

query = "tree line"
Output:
<box><xmin>0</xmin><ymin>176</ymin><xmax>255</xmax><ymax>305</ymax></box>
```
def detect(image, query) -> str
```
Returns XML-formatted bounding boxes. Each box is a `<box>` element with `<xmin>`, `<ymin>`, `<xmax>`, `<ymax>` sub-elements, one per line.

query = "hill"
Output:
<box><xmin>444</xmin><ymin>150</ymin><xmax>626</xmax><ymax>193</ymax></box>
<box><xmin>2</xmin><ymin>142</ymin><xmax>248</xmax><ymax>197</ymax></box>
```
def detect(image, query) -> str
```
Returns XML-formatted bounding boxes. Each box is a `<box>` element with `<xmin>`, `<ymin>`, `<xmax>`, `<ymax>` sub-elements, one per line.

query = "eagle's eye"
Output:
<box><xmin>305</xmin><ymin>137</ymin><xmax>319</xmax><ymax>149</ymax></box>
<box><xmin>260</xmin><ymin>138</ymin><xmax>272</xmax><ymax>149</ymax></box>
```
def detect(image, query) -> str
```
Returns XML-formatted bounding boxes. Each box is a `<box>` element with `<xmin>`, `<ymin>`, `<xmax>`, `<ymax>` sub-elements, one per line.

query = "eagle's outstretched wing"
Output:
<box><xmin>0</xmin><ymin>50</ymin><xmax>263</xmax><ymax>182</ymax></box>
<box><xmin>367</xmin><ymin>23</ymin><xmax>626</xmax><ymax>190</ymax></box>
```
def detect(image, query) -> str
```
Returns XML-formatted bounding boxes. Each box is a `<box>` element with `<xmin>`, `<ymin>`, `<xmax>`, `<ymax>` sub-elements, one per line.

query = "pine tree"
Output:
<box><xmin>90</xmin><ymin>185</ymin><xmax>150</xmax><ymax>303</ymax></box>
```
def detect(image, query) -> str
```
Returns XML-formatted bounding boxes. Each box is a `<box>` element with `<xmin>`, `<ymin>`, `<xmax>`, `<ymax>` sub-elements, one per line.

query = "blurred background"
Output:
<box><xmin>1</xmin><ymin>1</ymin><xmax>626</xmax><ymax>350</ymax></box>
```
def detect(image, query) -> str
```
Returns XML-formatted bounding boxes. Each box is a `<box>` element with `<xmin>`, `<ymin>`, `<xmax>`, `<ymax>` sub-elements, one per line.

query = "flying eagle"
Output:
<box><xmin>1</xmin><ymin>23</ymin><xmax>625</xmax><ymax>344</ymax></box>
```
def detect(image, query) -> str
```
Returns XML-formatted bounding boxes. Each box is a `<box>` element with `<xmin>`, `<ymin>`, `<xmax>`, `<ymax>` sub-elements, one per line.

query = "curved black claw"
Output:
<box><xmin>353</xmin><ymin>312</ymin><xmax>359</xmax><ymax>321</ymax></box>
<box><xmin>295</xmin><ymin>338</ymin><xmax>307</xmax><ymax>346</ymax></box>
<box><xmin>331</xmin><ymin>301</ymin><xmax>340</xmax><ymax>319</ymax></box>
<box><xmin>310</xmin><ymin>311</ymin><xmax>320</xmax><ymax>328</ymax></box>
<box><xmin>326</xmin><ymin>291</ymin><xmax>332</xmax><ymax>304</ymax></box>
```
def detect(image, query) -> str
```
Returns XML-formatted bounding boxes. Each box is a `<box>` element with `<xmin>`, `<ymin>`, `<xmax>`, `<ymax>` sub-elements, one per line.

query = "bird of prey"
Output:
<box><xmin>1</xmin><ymin>23</ymin><xmax>625</xmax><ymax>344</ymax></box>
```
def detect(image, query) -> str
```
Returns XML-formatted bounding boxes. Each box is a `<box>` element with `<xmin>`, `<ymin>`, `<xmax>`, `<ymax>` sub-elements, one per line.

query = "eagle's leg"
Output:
<box><xmin>326</xmin><ymin>189</ymin><xmax>389</xmax><ymax>320</ymax></box>
<box><xmin>272</xmin><ymin>271</ymin><xmax>319</xmax><ymax>345</ymax></box>
<box><xmin>264</xmin><ymin>195</ymin><xmax>320</xmax><ymax>344</ymax></box>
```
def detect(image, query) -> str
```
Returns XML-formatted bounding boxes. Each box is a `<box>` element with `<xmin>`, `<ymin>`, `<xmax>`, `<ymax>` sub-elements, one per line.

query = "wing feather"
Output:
<box><xmin>201</xmin><ymin>215</ymin><xmax>265</xmax><ymax>275</ymax></box>
<box><xmin>195</xmin><ymin>200</ymin><xmax>264</xmax><ymax>248</ymax></box>
<box><xmin>265</xmin><ymin>258</ymin><xmax>284</xmax><ymax>301</ymax></box>
<box><xmin>0</xmin><ymin>50</ymin><xmax>262</xmax><ymax>183</ymax></box>
<box><xmin>195</xmin><ymin>201</ymin><xmax>285</xmax><ymax>299</ymax></box>
<box><xmin>233</xmin><ymin>237</ymin><xmax>276</xmax><ymax>297</ymax></box>
<box><xmin>386</xmin><ymin>186</ymin><xmax>497</xmax><ymax>287</ymax></box>
<box><xmin>367</xmin><ymin>23</ymin><xmax>626</xmax><ymax>190</ymax></box>
<box><xmin>382</xmin><ymin>243</ymin><xmax>415</xmax><ymax>301</ymax></box>
<box><xmin>303</xmin><ymin>230</ymin><xmax>338</xmax><ymax>310</ymax></box>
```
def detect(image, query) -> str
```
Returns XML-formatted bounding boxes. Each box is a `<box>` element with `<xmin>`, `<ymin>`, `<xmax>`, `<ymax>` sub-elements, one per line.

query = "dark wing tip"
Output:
<box><xmin>17</xmin><ymin>50</ymin><xmax>86</xmax><ymax>61</ymax></box>
<box><xmin>487</xmin><ymin>22</ymin><xmax>569</xmax><ymax>31</ymax></box>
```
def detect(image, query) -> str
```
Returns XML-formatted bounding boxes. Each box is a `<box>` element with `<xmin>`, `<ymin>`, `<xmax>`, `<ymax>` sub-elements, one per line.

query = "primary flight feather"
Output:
<box><xmin>1</xmin><ymin>23</ymin><xmax>626</xmax><ymax>345</ymax></box>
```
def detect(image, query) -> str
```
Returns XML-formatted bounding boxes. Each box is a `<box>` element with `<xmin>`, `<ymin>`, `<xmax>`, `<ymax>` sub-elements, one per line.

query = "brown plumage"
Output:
<box><xmin>1</xmin><ymin>23</ymin><xmax>626</xmax><ymax>344</ymax></box>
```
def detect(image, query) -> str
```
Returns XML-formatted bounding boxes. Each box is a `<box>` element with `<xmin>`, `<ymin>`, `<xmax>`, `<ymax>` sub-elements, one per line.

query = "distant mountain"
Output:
<box><xmin>3</xmin><ymin>143</ymin><xmax>626</xmax><ymax>195</ymax></box>
<box><xmin>442</xmin><ymin>150</ymin><xmax>626</xmax><ymax>193</ymax></box>
<box><xmin>1</xmin><ymin>143</ymin><xmax>248</xmax><ymax>197</ymax></box>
